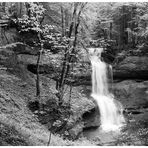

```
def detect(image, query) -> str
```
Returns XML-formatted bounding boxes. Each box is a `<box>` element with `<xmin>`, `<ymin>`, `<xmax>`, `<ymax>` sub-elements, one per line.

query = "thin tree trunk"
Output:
<box><xmin>110</xmin><ymin>22</ymin><xmax>112</xmax><ymax>40</ymax></box>
<box><xmin>36</xmin><ymin>32</ymin><xmax>43</xmax><ymax>110</ymax></box>
<box><xmin>61</xmin><ymin>6</ymin><xmax>65</xmax><ymax>37</ymax></box>
<box><xmin>36</xmin><ymin>49</ymin><xmax>41</xmax><ymax>99</ymax></box>
<box><xmin>64</xmin><ymin>9</ymin><xmax>68</xmax><ymax>34</ymax></box>
<box><xmin>58</xmin><ymin>48</ymin><xmax>68</xmax><ymax>105</ymax></box>
<box><xmin>69</xmin><ymin>61</ymin><xmax>74</xmax><ymax>106</ymax></box>
<box><xmin>47</xmin><ymin>131</ymin><xmax>52</xmax><ymax>146</ymax></box>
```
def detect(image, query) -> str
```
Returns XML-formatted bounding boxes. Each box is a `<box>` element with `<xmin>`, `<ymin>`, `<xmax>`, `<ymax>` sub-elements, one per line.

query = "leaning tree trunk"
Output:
<box><xmin>58</xmin><ymin>48</ymin><xmax>68</xmax><ymax>105</ymax></box>
<box><xmin>36</xmin><ymin>32</ymin><xmax>43</xmax><ymax>110</ymax></box>
<box><xmin>65</xmin><ymin>3</ymin><xmax>86</xmax><ymax>77</ymax></box>
<box><xmin>61</xmin><ymin>6</ymin><xmax>65</xmax><ymax>37</ymax></box>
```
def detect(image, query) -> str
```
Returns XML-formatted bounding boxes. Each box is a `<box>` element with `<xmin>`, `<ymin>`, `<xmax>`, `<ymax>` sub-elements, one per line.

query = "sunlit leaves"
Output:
<box><xmin>13</xmin><ymin>2</ymin><xmax>45</xmax><ymax>33</ymax></box>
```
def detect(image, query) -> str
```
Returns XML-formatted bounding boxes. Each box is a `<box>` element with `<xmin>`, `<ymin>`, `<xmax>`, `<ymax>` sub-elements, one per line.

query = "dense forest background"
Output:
<box><xmin>1</xmin><ymin>2</ymin><xmax>148</xmax><ymax>60</ymax></box>
<box><xmin>0</xmin><ymin>2</ymin><xmax>148</xmax><ymax>146</ymax></box>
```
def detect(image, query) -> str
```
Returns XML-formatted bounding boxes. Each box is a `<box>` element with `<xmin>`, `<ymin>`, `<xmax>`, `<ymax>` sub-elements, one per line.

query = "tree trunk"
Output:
<box><xmin>36</xmin><ymin>50</ymin><xmax>41</xmax><ymax>100</ymax></box>
<box><xmin>58</xmin><ymin>48</ymin><xmax>69</xmax><ymax>105</ymax></box>
<box><xmin>69</xmin><ymin>61</ymin><xmax>74</xmax><ymax>107</ymax></box>
<box><xmin>36</xmin><ymin>32</ymin><xmax>43</xmax><ymax>110</ymax></box>
<box><xmin>47</xmin><ymin>131</ymin><xmax>52</xmax><ymax>146</ymax></box>
<box><xmin>61</xmin><ymin>6</ymin><xmax>65</xmax><ymax>37</ymax></box>
<box><xmin>109</xmin><ymin>22</ymin><xmax>112</xmax><ymax>40</ymax></box>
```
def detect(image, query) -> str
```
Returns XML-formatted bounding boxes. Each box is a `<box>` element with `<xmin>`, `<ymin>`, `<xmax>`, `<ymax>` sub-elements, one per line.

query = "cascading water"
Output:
<box><xmin>89</xmin><ymin>48</ymin><xmax>125</xmax><ymax>131</ymax></box>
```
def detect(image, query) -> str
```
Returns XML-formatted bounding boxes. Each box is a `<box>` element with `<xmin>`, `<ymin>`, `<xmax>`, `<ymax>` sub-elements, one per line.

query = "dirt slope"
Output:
<box><xmin>0</xmin><ymin>43</ymin><xmax>94</xmax><ymax>146</ymax></box>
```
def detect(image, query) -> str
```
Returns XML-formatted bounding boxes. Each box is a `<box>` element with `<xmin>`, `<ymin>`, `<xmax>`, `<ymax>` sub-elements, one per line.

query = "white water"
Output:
<box><xmin>89</xmin><ymin>48</ymin><xmax>125</xmax><ymax>132</ymax></box>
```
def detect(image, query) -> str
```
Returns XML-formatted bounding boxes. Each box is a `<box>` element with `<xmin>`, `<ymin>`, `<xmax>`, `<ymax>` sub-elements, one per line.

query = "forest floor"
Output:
<box><xmin>0</xmin><ymin>66</ymin><xmax>94</xmax><ymax>146</ymax></box>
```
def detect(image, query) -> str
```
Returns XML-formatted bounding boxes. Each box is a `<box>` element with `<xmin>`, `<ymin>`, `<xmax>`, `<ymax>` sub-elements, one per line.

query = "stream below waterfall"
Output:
<box><xmin>83</xmin><ymin>127</ymin><xmax>121</xmax><ymax>145</ymax></box>
<box><xmin>83</xmin><ymin>110</ymin><xmax>148</xmax><ymax>145</ymax></box>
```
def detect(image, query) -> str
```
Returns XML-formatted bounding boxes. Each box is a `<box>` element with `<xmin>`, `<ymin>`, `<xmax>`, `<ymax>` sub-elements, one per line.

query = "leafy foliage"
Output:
<box><xmin>88</xmin><ymin>2</ymin><xmax>148</xmax><ymax>63</ymax></box>
<box><xmin>12</xmin><ymin>3</ymin><xmax>45</xmax><ymax>33</ymax></box>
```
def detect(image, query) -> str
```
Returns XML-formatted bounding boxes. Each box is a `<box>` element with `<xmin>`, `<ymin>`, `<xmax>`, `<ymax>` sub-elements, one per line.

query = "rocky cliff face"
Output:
<box><xmin>113</xmin><ymin>56</ymin><xmax>148</xmax><ymax>80</ymax></box>
<box><xmin>112</xmin><ymin>54</ymin><xmax>148</xmax><ymax>116</ymax></box>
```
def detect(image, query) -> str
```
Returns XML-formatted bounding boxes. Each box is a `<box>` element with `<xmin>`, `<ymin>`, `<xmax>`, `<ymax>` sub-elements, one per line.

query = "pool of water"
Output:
<box><xmin>83</xmin><ymin>110</ymin><xmax>148</xmax><ymax>146</ymax></box>
<box><xmin>83</xmin><ymin>126</ymin><xmax>123</xmax><ymax>145</ymax></box>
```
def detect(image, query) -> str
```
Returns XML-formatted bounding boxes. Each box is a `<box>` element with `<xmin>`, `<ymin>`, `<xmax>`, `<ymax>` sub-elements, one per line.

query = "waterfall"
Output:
<box><xmin>89</xmin><ymin>48</ymin><xmax>125</xmax><ymax>131</ymax></box>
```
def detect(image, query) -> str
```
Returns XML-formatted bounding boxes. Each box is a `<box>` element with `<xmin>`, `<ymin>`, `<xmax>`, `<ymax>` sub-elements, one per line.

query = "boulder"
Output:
<box><xmin>113</xmin><ymin>56</ymin><xmax>148</xmax><ymax>80</ymax></box>
<box><xmin>83</xmin><ymin>105</ymin><xmax>100</xmax><ymax>128</ymax></box>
